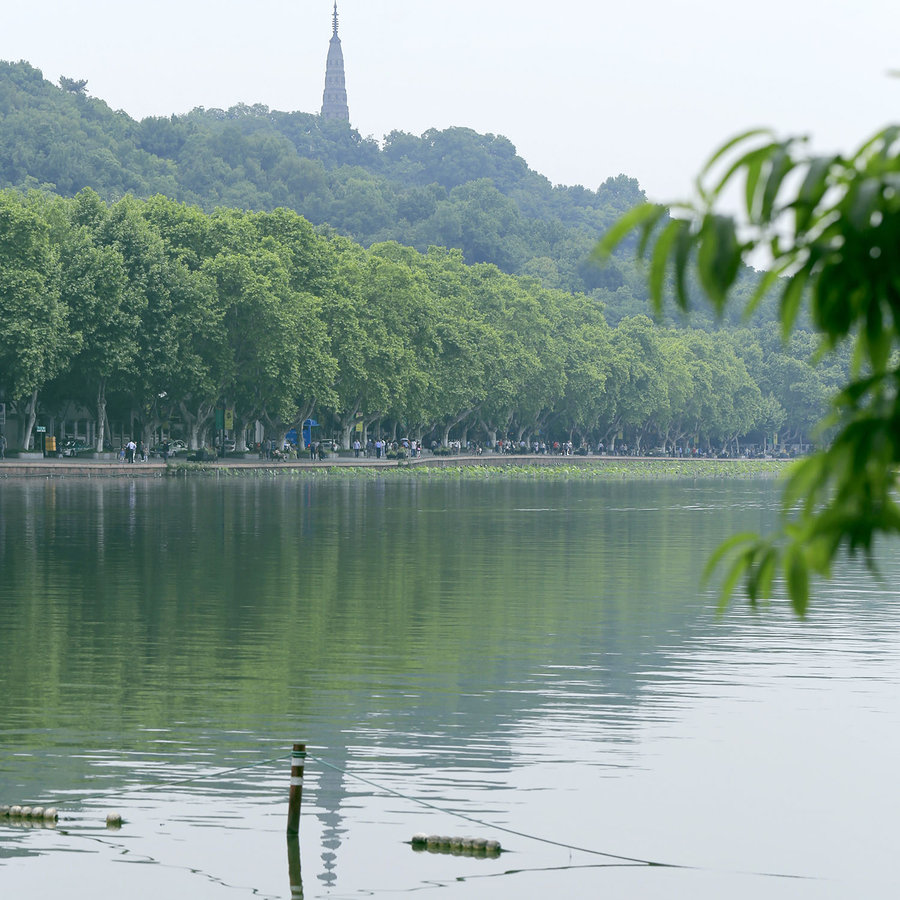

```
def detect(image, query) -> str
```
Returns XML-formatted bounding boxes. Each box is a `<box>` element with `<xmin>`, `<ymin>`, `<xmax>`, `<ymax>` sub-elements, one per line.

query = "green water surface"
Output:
<box><xmin>1</xmin><ymin>478</ymin><xmax>898</xmax><ymax>899</ymax></box>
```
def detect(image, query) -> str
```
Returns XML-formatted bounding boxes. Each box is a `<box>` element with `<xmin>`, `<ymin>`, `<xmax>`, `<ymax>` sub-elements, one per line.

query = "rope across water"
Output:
<box><xmin>306</xmin><ymin>752</ymin><xmax>675</xmax><ymax>868</ymax></box>
<box><xmin>42</xmin><ymin>748</ymin><xmax>809</xmax><ymax>882</ymax></box>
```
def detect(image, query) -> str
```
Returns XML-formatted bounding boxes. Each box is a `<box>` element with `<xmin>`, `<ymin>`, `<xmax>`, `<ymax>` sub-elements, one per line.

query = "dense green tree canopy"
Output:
<box><xmin>0</xmin><ymin>189</ymin><xmax>840</xmax><ymax>461</ymax></box>
<box><xmin>0</xmin><ymin>192</ymin><xmax>73</xmax><ymax>403</ymax></box>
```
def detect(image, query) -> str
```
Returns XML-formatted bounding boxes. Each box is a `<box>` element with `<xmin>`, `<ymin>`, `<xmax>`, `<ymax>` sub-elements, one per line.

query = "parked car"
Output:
<box><xmin>62</xmin><ymin>439</ymin><xmax>88</xmax><ymax>456</ymax></box>
<box><xmin>151</xmin><ymin>440</ymin><xmax>187</xmax><ymax>456</ymax></box>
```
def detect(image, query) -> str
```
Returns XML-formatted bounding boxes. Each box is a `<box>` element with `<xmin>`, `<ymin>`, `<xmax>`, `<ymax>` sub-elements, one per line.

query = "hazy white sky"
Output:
<box><xmin>3</xmin><ymin>0</ymin><xmax>897</xmax><ymax>201</ymax></box>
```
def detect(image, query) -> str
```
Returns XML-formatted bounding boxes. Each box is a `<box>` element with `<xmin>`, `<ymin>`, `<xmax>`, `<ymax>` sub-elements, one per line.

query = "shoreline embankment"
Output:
<box><xmin>0</xmin><ymin>455</ymin><xmax>792</xmax><ymax>480</ymax></box>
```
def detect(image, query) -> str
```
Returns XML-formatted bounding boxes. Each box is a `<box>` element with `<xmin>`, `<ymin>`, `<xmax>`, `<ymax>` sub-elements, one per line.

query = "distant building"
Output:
<box><xmin>321</xmin><ymin>2</ymin><xmax>349</xmax><ymax>122</ymax></box>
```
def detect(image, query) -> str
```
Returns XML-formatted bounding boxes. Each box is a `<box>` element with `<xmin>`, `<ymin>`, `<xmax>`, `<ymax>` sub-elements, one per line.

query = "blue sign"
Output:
<box><xmin>302</xmin><ymin>419</ymin><xmax>320</xmax><ymax>448</ymax></box>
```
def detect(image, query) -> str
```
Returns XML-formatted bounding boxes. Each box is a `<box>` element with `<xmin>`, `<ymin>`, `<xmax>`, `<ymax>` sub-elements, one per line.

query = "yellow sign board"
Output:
<box><xmin>224</xmin><ymin>408</ymin><xmax>234</xmax><ymax>430</ymax></box>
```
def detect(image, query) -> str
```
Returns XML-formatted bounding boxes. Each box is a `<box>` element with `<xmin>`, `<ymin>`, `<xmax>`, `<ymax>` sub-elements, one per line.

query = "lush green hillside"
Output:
<box><xmin>0</xmin><ymin>61</ymin><xmax>179</xmax><ymax>197</ymax></box>
<box><xmin>0</xmin><ymin>59</ymin><xmax>772</xmax><ymax>327</ymax></box>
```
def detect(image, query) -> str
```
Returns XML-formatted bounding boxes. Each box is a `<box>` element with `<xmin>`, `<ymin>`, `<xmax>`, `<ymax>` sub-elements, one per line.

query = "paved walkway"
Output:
<box><xmin>0</xmin><ymin>453</ymin><xmax>624</xmax><ymax>478</ymax></box>
<box><xmin>0</xmin><ymin>455</ymin><xmax>394</xmax><ymax>477</ymax></box>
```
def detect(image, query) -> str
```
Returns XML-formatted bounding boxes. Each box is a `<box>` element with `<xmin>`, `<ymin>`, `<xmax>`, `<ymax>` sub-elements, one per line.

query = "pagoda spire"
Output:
<box><xmin>321</xmin><ymin>2</ymin><xmax>350</xmax><ymax>122</ymax></box>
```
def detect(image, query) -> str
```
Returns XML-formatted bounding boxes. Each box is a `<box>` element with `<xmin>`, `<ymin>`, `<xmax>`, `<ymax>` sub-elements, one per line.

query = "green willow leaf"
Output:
<box><xmin>672</xmin><ymin>221</ymin><xmax>693</xmax><ymax>312</ymax></box>
<box><xmin>648</xmin><ymin>219</ymin><xmax>687</xmax><ymax>316</ymax></box>
<box><xmin>785</xmin><ymin>545</ymin><xmax>810</xmax><ymax>617</ymax></box>
<box><xmin>852</xmin><ymin>126</ymin><xmax>900</xmax><ymax>166</ymax></box>
<box><xmin>711</xmin><ymin>143</ymin><xmax>781</xmax><ymax>200</ymax></box>
<box><xmin>718</xmin><ymin>548</ymin><xmax>754</xmax><ymax>612</ymax></box>
<box><xmin>697</xmin><ymin>214</ymin><xmax>741</xmax><ymax>310</ymax></box>
<box><xmin>865</xmin><ymin>304</ymin><xmax>891</xmax><ymax>372</ymax></box>
<box><xmin>793</xmin><ymin>156</ymin><xmax>836</xmax><ymax>235</ymax></box>
<box><xmin>697</xmin><ymin>128</ymin><xmax>775</xmax><ymax>193</ymax></box>
<box><xmin>747</xmin><ymin>546</ymin><xmax>778</xmax><ymax>605</ymax></box>
<box><xmin>847</xmin><ymin>178</ymin><xmax>882</xmax><ymax>230</ymax></box>
<box><xmin>745</xmin><ymin>152</ymin><xmax>766</xmax><ymax>220</ymax></box>
<box><xmin>779</xmin><ymin>266</ymin><xmax>810</xmax><ymax>337</ymax></box>
<box><xmin>595</xmin><ymin>203</ymin><xmax>666</xmax><ymax>260</ymax></box>
<box><xmin>703</xmin><ymin>531</ymin><xmax>759</xmax><ymax>584</ymax></box>
<box><xmin>743</xmin><ymin>263</ymin><xmax>785</xmax><ymax>319</ymax></box>
<box><xmin>782</xmin><ymin>453</ymin><xmax>827</xmax><ymax>512</ymax></box>
<box><xmin>760</xmin><ymin>146</ymin><xmax>795</xmax><ymax>222</ymax></box>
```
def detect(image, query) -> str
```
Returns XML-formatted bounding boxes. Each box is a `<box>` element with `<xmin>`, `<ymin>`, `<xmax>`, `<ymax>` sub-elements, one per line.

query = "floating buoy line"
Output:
<box><xmin>0</xmin><ymin>753</ymin><xmax>290</xmax><ymax>829</ymax></box>
<box><xmin>1</xmin><ymin>804</ymin><xmax>125</xmax><ymax>829</ymax></box>
<box><xmin>410</xmin><ymin>833</ymin><xmax>502</xmax><ymax>858</ymax></box>
<box><xmin>2</xmin><ymin>747</ymin><xmax>813</xmax><ymax>884</ymax></box>
<box><xmin>1</xmin><ymin>805</ymin><xmax>58</xmax><ymax>823</ymax></box>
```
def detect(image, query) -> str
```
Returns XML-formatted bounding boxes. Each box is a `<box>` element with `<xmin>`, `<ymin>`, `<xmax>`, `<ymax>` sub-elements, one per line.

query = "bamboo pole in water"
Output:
<box><xmin>287</xmin><ymin>834</ymin><xmax>303</xmax><ymax>898</ymax></box>
<box><xmin>287</xmin><ymin>743</ymin><xmax>306</xmax><ymax>835</ymax></box>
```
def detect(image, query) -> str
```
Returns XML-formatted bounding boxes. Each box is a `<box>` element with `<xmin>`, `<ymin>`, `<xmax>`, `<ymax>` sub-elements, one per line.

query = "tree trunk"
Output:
<box><xmin>23</xmin><ymin>388</ymin><xmax>39</xmax><ymax>450</ymax></box>
<box><xmin>602</xmin><ymin>418</ymin><xmax>621</xmax><ymax>449</ymax></box>
<box><xmin>440</xmin><ymin>407</ymin><xmax>477</xmax><ymax>448</ymax></box>
<box><xmin>179</xmin><ymin>398</ymin><xmax>216</xmax><ymax>449</ymax></box>
<box><xmin>634</xmin><ymin>429</ymin><xmax>644</xmax><ymax>454</ymax></box>
<box><xmin>363</xmin><ymin>414</ymin><xmax>381</xmax><ymax>443</ymax></box>
<box><xmin>337</xmin><ymin>397</ymin><xmax>362</xmax><ymax>449</ymax></box>
<box><xmin>102</xmin><ymin>407</ymin><xmax>111</xmax><ymax>451</ymax></box>
<box><xmin>95</xmin><ymin>379</ymin><xmax>107</xmax><ymax>453</ymax></box>
<box><xmin>478</xmin><ymin>419</ymin><xmax>499</xmax><ymax>448</ymax></box>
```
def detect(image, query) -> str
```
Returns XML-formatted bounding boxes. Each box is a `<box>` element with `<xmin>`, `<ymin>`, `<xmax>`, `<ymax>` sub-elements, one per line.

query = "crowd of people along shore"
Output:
<box><xmin>4</xmin><ymin>434</ymin><xmax>793</xmax><ymax>462</ymax></box>
<box><xmin>249</xmin><ymin>437</ymin><xmax>790</xmax><ymax>461</ymax></box>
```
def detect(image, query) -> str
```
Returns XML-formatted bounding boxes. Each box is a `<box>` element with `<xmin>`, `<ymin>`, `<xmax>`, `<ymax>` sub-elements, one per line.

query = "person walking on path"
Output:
<box><xmin>353</xmin><ymin>439</ymin><xmax>361</xmax><ymax>458</ymax></box>
<box><xmin>0</xmin><ymin>433</ymin><xmax>6</xmax><ymax>459</ymax></box>
<box><xmin>126</xmin><ymin>439</ymin><xmax>136</xmax><ymax>463</ymax></box>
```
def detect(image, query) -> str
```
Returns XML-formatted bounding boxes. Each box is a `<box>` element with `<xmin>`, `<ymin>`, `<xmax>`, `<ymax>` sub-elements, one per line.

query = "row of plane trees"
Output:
<box><xmin>0</xmin><ymin>189</ymin><xmax>846</xmax><ymax>453</ymax></box>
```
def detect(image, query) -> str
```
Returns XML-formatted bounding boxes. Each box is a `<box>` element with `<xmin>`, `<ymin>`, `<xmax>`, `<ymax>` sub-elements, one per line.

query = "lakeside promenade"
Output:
<box><xmin>0</xmin><ymin>455</ymin><xmax>399</xmax><ymax>477</ymax></box>
<box><xmin>0</xmin><ymin>453</ymin><xmax>784</xmax><ymax>479</ymax></box>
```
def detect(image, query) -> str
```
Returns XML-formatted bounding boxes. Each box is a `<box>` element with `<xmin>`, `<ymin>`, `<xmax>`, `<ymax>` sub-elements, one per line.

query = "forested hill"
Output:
<box><xmin>0</xmin><ymin>59</ymin><xmax>764</xmax><ymax>327</ymax></box>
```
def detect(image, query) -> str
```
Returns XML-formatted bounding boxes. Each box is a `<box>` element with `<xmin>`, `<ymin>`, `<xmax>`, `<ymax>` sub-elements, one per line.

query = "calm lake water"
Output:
<box><xmin>1</xmin><ymin>476</ymin><xmax>899</xmax><ymax>899</ymax></box>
